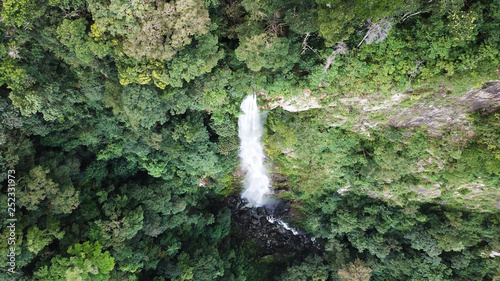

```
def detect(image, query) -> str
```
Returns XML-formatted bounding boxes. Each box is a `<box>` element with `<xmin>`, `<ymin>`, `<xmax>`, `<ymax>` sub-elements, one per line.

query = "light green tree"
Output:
<box><xmin>235</xmin><ymin>33</ymin><xmax>299</xmax><ymax>72</ymax></box>
<box><xmin>34</xmin><ymin>241</ymin><xmax>115</xmax><ymax>281</ymax></box>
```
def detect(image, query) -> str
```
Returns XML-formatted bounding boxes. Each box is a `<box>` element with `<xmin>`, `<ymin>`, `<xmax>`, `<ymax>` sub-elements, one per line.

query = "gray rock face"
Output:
<box><xmin>460</xmin><ymin>81</ymin><xmax>500</xmax><ymax>112</ymax></box>
<box><xmin>263</xmin><ymin>80</ymin><xmax>500</xmax><ymax>140</ymax></box>
<box><xmin>388</xmin><ymin>81</ymin><xmax>500</xmax><ymax>138</ymax></box>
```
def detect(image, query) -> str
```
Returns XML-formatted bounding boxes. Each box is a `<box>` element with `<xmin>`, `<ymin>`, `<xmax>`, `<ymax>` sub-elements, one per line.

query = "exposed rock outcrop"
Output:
<box><xmin>261</xmin><ymin>89</ymin><xmax>324</xmax><ymax>112</ymax></box>
<box><xmin>261</xmin><ymin>80</ymin><xmax>500</xmax><ymax>140</ymax></box>
<box><xmin>387</xmin><ymin>81</ymin><xmax>500</xmax><ymax>137</ymax></box>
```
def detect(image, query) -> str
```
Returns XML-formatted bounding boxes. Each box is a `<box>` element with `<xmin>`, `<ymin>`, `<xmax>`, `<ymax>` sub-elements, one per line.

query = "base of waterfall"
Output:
<box><xmin>225</xmin><ymin>196</ymin><xmax>322</xmax><ymax>258</ymax></box>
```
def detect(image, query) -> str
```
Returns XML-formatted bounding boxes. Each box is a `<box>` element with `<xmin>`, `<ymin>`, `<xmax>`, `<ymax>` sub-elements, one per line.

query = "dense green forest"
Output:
<box><xmin>1</xmin><ymin>0</ymin><xmax>500</xmax><ymax>279</ymax></box>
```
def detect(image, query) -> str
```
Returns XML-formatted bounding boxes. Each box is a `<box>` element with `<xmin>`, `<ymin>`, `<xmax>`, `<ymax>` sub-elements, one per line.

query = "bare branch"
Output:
<box><xmin>462</xmin><ymin>56</ymin><xmax>483</xmax><ymax>70</ymax></box>
<box><xmin>402</xmin><ymin>11</ymin><xmax>423</xmax><ymax>22</ymax></box>
<box><xmin>301</xmin><ymin>33</ymin><xmax>316</xmax><ymax>55</ymax></box>
<box><xmin>324</xmin><ymin>42</ymin><xmax>347</xmax><ymax>73</ymax></box>
<box><xmin>357</xmin><ymin>31</ymin><xmax>370</xmax><ymax>48</ymax></box>
<box><xmin>265</xmin><ymin>12</ymin><xmax>286</xmax><ymax>36</ymax></box>
<box><xmin>409</xmin><ymin>60</ymin><xmax>423</xmax><ymax>83</ymax></box>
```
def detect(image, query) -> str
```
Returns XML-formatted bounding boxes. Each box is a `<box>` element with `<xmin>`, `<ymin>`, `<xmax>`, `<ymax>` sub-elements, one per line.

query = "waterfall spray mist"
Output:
<box><xmin>238</xmin><ymin>95</ymin><xmax>271</xmax><ymax>207</ymax></box>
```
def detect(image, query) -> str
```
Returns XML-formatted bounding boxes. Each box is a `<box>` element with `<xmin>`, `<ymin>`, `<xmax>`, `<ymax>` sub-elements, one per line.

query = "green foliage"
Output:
<box><xmin>104</xmin><ymin>84</ymin><xmax>171</xmax><ymax>129</ymax></box>
<box><xmin>278</xmin><ymin>256</ymin><xmax>330</xmax><ymax>281</ymax></box>
<box><xmin>1</xmin><ymin>0</ymin><xmax>500</xmax><ymax>280</ymax></box>
<box><xmin>117</xmin><ymin>33</ymin><xmax>224</xmax><ymax>88</ymax></box>
<box><xmin>317</xmin><ymin>2</ymin><xmax>358</xmax><ymax>46</ymax></box>
<box><xmin>56</xmin><ymin>18</ymin><xmax>110</xmax><ymax>67</ymax></box>
<box><xmin>34</xmin><ymin>241</ymin><xmax>115</xmax><ymax>281</ymax></box>
<box><xmin>473</xmin><ymin>111</ymin><xmax>500</xmax><ymax>161</ymax></box>
<box><xmin>88</xmin><ymin>0</ymin><xmax>210</xmax><ymax>61</ymax></box>
<box><xmin>265</xmin><ymin>102</ymin><xmax>500</xmax><ymax>279</ymax></box>
<box><xmin>235</xmin><ymin>33</ymin><xmax>299</xmax><ymax>72</ymax></box>
<box><xmin>316</xmin><ymin>0</ymin><xmax>415</xmax><ymax>46</ymax></box>
<box><xmin>18</xmin><ymin>166</ymin><xmax>59</xmax><ymax>211</ymax></box>
<box><xmin>337</xmin><ymin>258</ymin><xmax>372</xmax><ymax>281</ymax></box>
<box><xmin>26</xmin><ymin>220</ymin><xmax>65</xmax><ymax>254</ymax></box>
<box><xmin>1</xmin><ymin>0</ymin><xmax>45</xmax><ymax>27</ymax></box>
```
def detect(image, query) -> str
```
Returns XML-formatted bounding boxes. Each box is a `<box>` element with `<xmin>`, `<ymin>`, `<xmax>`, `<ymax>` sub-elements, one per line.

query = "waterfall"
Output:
<box><xmin>238</xmin><ymin>94</ymin><xmax>271</xmax><ymax>207</ymax></box>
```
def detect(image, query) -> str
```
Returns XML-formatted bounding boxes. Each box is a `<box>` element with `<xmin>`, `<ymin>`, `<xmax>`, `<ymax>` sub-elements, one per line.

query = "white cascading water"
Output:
<box><xmin>266</xmin><ymin>216</ymin><xmax>299</xmax><ymax>235</ymax></box>
<box><xmin>238</xmin><ymin>95</ymin><xmax>271</xmax><ymax>207</ymax></box>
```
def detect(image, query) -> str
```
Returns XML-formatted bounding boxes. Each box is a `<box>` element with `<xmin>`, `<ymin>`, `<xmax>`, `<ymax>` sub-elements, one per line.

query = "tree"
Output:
<box><xmin>174</xmin><ymin>247</ymin><xmax>225</xmax><ymax>281</ymax></box>
<box><xmin>235</xmin><ymin>33</ymin><xmax>299</xmax><ymax>72</ymax></box>
<box><xmin>26</xmin><ymin>220</ymin><xmax>65</xmax><ymax>254</ymax></box>
<box><xmin>18</xmin><ymin>166</ymin><xmax>59</xmax><ymax>211</ymax></box>
<box><xmin>103</xmin><ymin>83</ymin><xmax>171</xmax><ymax>129</ymax></box>
<box><xmin>18</xmin><ymin>164</ymin><xmax>80</xmax><ymax>214</ymax></box>
<box><xmin>0</xmin><ymin>95</ymin><xmax>34</xmax><ymax>181</ymax></box>
<box><xmin>56</xmin><ymin>18</ymin><xmax>110</xmax><ymax>67</ymax></box>
<box><xmin>404</xmin><ymin>229</ymin><xmax>443</xmax><ymax>257</ymax></box>
<box><xmin>34</xmin><ymin>241</ymin><xmax>115</xmax><ymax>281</ymax></box>
<box><xmin>279</xmin><ymin>256</ymin><xmax>330</xmax><ymax>281</ymax></box>
<box><xmin>1</xmin><ymin>0</ymin><xmax>45</xmax><ymax>27</ymax></box>
<box><xmin>337</xmin><ymin>258</ymin><xmax>372</xmax><ymax>281</ymax></box>
<box><xmin>88</xmin><ymin>0</ymin><xmax>210</xmax><ymax>61</ymax></box>
<box><xmin>316</xmin><ymin>0</ymin><xmax>419</xmax><ymax>46</ymax></box>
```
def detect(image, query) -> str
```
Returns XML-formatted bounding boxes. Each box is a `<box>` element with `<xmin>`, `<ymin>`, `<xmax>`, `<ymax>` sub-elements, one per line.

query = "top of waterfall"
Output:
<box><xmin>240</xmin><ymin>94</ymin><xmax>257</xmax><ymax>113</ymax></box>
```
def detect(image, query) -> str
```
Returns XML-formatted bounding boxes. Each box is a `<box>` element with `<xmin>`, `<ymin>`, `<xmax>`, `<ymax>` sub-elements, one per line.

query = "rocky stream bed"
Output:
<box><xmin>224</xmin><ymin>196</ymin><xmax>323</xmax><ymax>259</ymax></box>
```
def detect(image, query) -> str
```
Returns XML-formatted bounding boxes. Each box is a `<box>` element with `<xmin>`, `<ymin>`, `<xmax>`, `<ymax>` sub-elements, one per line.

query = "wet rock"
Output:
<box><xmin>259</xmin><ymin>216</ymin><xmax>268</xmax><ymax>226</ymax></box>
<box><xmin>256</xmin><ymin>207</ymin><xmax>266</xmax><ymax>216</ymax></box>
<box><xmin>225</xmin><ymin>196</ymin><xmax>323</xmax><ymax>259</ymax></box>
<box><xmin>239</xmin><ymin>213</ymin><xmax>250</xmax><ymax>221</ymax></box>
<box><xmin>273</xmin><ymin>201</ymin><xmax>291</xmax><ymax>217</ymax></box>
